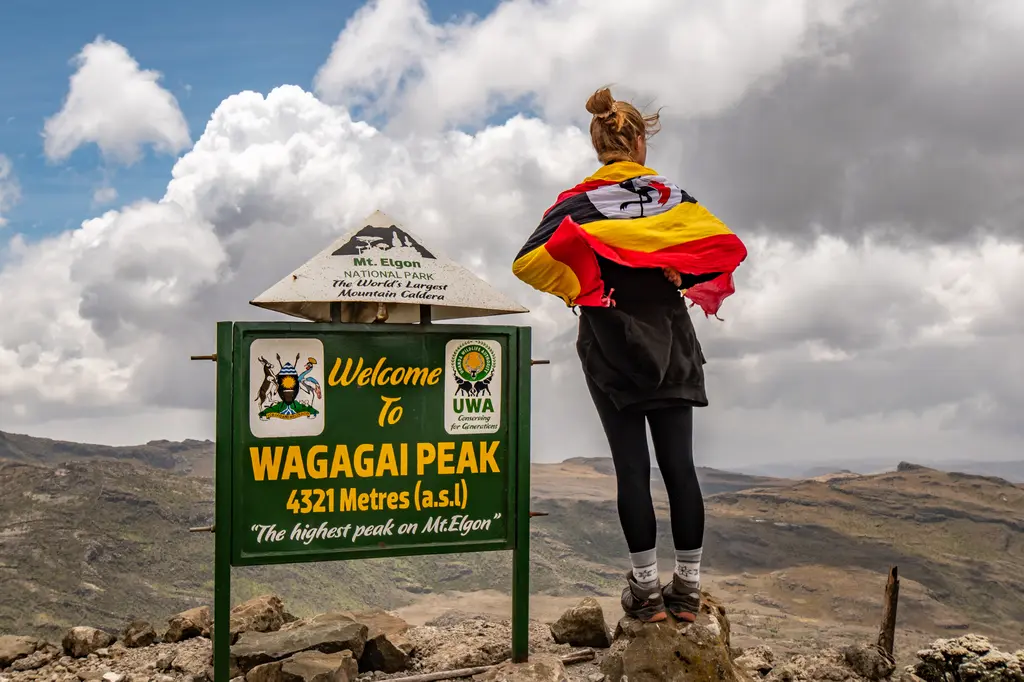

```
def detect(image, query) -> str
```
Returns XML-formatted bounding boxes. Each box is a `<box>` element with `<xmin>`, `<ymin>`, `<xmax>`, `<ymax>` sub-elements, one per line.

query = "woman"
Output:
<box><xmin>512</xmin><ymin>87</ymin><xmax>746</xmax><ymax>623</ymax></box>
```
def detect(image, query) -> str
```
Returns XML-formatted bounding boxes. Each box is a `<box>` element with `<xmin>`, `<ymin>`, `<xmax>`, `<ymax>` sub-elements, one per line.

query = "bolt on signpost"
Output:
<box><xmin>198</xmin><ymin>211</ymin><xmax>538</xmax><ymax>680</ymax></box>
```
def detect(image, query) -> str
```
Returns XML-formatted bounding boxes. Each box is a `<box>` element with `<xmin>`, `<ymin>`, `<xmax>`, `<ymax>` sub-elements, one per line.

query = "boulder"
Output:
<box><xmin>842</xmin><ymin>644</ymin><xmax>896</xmax><ymax>681</ymax></box>
<box><xmin>601</xmin><ymin>593</ymin><xmax>744</xmax><ymax>682</ymax></box>
<box><xmin>245</xmin><ymin>650</ymin><xmax>358</xmax><ymax>682</ymax></box>
<box><xmin>165</xmin><ymin>606</ymin><xmax>212</xmax><ymax>643</ymax></box>
<box><xmin>276</xmin><ymin>611</ymin><xmax>408</xmax><ymax>673</ymax></box>
<box><xmin>736</xmin><ymin>645</ymin><xmax>776</xmax><ymax>677</ymax></box>
<box><xmin>472</xmin><ymin>654</ymin><xmax>569</xmax><ymax>682</ymax></box>
<box><xmin>231</xmin><ymin>595</ymin><xmax>288</xmax><ymax>643</ymax></box>
<box><xmin>550</xmin><ymin>597</ymin><xmax>612</xmax><ymax>649</ymax></box>
<box><xmin>0</xmin><ymin>635</ymin><xmax>39</xmax><ymax>668</ymax></box>
<box><xmin>122</xmin><ymin>620</ymin><xmax>158</xmax><ymax>648</ymax></box>
<box><xmin>359</xmin><ymin>631</ymin><xmax>409</xmax><ymax>673</ymax></box>
<box><xmin>9</xmin><ymin>644</ymin><xmax>58</xmax><ymax>671</ymax></box>
<box><xmin>62</xmin><ymin>627</ymin><xmax>116</xmax><ymax>658</ymax></box>
<box><xmin>230</xmin><ymin>619</ymin><xmax>368</xmax><ymax>674</ymax></box>
<box><xmin>910</xmin><ymin>635</ymin><xmax>1024</xmax><ymax>682</ymax></box>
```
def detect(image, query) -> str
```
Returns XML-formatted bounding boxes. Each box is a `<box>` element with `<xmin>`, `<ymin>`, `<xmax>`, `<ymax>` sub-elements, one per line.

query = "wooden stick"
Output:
<box><xmin>386</xmin><ymin>649</ymin><xmax>596</xmax><ymax>682</ymax></box>
<box><xmin>876</xmin><ymin>565</ymin><xmax>900</xmax><ymax>658</ymax></box>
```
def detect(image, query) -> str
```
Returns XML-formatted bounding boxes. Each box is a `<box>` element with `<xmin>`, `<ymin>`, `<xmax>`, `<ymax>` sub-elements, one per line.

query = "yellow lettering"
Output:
<box><xmin>378</xmin><ymin>396</ymin><xmax>401</xmax><ymax>427</ymax></box>
<box><xmin>479</xmin><ymin>441</ymin><xmax>500</xmax><ymax>473</ymax></box>
<box><xmin>358</xmin><ymin>492</ymin><xmax>370</xmax><ymax>511</ymax></box>
<box><xmin>371</xmin><ymin>357</ymin><xmax>386</xmax><ymax>385</ymax></box>
<box><xmin>406</xmin><ymin>367</ymin><xmax>429</xmax><ymax>386</ymax></box>
<box><xmin>456</xmin><ymin>441</ymin><xmax>479</xmax><ymax>474</ymax></box>
<box><xmin>390</xmin><ymin>367</ymin><xmax>406</xmax><ymax>385</ymax></box>
<box><xmin>379</xmin><ymin>367</ymin><xmax>392</xmax><ymax>384</ymax></box>
<box><xmin>281</xmin><ymin>445</ymin><xmax>306</xmax><ymax>479</ymax></box>
<box><xmin>438</xmin><ymin>442</ymin><xmax>455</xmax><ymax>475</ymax></box>
<box><xmin>400</xmin><ymin>443</ymin><xmax>408</xmax><ymax>476</ymax></box>
<box><xmin>330</xmin><ymin>445</ymin><xmax>352</xmax><ymax>478</ymax></box>
<box><xmin>377</xmin><ymin>444</ymin><xmax>399</xmax><ymax>477</ymax></box>
<box><xmin>249</xmin><ymin>446</ymin><xmax>283</xmax><ymax>481</ymax></box>
<box><xmin>354</xmin><ymin>444</ymin><xmax>374</xmax><ymax>477</ymax></box>
<box><xmin>358</xmin><ymin>366</ymin><xmax>373</xmax><ymax>385</ymax></box>
<box><xmin>336</xmin><ymin>357</ymin><xmax>362</xmax><ymax>387</ymax></box>
<box><xmin>427</xmin><ymin>367</ymin><xmax>442</xmax><ymax>385</ymax></box>
<box><xmin>306</xmin><ymin>445</ymin><xmax>328</xmax><ymax>479</ymax></box>
<box><xmin>339</xmin><ymin>487</ymin><xmax>357</xmax><ymax>511</ymax></box>
<box><xmin>417</xmin><ymin>443</ymin><xmax>436</xmax><ymax>475</ymax></box>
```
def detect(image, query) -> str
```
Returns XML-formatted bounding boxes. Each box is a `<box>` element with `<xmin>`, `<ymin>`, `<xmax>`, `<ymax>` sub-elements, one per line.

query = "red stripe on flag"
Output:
<box><xmin>585</xmin><ymin>233</ymin><xmax>747</xmax><ymax>274</ymax></box>
<box><xmin>543</xmin><ymin>216</ymin><xmax>604</xmax><ymax>304</ymax></box>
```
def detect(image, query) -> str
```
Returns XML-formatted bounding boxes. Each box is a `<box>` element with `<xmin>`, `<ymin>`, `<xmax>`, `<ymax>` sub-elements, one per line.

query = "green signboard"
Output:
<box><xmin>211</xmin><ymin>320</ymin><xmax>533</xmax><ymax>679</ymax></box>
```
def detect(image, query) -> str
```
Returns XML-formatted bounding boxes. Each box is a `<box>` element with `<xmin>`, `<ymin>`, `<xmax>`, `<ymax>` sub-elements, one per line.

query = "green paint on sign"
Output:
<box><xmin>221</xmin><ymin>322</ymin><xmax>527</xmax><ymax>566</ymax></box>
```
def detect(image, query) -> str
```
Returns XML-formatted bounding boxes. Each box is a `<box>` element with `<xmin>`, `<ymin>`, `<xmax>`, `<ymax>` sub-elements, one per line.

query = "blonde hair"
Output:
<box><xmin>586</xmin><ymin>87</ymin><xmax>661</xmax><ymax>164</ymax></box>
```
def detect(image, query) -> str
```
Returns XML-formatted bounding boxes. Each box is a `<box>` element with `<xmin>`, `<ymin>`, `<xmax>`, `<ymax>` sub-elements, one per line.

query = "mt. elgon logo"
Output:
<box><xmin>332</xmin><ymin>224</ymin><xmax>436</xmax><ymax>259</ymax></box>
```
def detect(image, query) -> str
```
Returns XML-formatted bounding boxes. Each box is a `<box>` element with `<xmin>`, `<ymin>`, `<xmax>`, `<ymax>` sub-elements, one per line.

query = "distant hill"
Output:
<box><xmin>2</xmin><ymin>432</ymin><xmax>1023</xmax><ymax>649</ymax></box>
<box><xmin>0</xmin><ymin>430</ymin><xmax>214</xmax><ymax>476</ymax></box>
<box><xmin>735</xmin><ymin>457</ymin><xmax>1024</xmax><ymax>483</ymax></box>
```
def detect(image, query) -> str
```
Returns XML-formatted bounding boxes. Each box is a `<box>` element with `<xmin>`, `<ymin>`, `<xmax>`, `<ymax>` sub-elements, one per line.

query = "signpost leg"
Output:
<box><xmin>511</xmin><ymin>328</ymin><xmax>533</xmax><ymax>663</ymax></box>
<box><xmin>214</xmin><ymin>322</ymin><xmax>234</xmax><ymax>681</ymax></box>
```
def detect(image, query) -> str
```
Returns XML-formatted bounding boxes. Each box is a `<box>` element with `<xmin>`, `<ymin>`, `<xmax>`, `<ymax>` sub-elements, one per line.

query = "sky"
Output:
<box><xmin>1</xmin><ymin>0</ymin><xmax>1023</xmax><ymax>471</ymax></box>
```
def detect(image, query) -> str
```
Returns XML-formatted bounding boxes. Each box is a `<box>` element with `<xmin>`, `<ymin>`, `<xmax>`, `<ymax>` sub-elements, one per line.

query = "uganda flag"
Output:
<box><xmin>512</xmin><ymin>161</ymin><xmax>747</xmax><ymax>317</ymax></box>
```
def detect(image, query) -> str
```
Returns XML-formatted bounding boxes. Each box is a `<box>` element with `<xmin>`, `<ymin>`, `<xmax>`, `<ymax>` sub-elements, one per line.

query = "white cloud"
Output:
<box><xmin>43</xmin><ymin>37</ymin><xmax>191</xmax><ymax>165</ymax></box>
<box><xmin>3</xmin><ymin>84</ymin><xmax>1024</xmax><ymax>467</ymax></box>
<box><xmin>315</xmin><ymin>0</ymin><xmax>855</xmax><ymax>132</ymax></box>
<box><xmin>93</xmin><ymin>186</ymin><xmax>118</xmax><ymax>206</ymax></box>
<box><xmin>3</xmin><ymin>1</ymin><xmax>1023</xmax><ymax>470</ymax></box>
<box><xmin>0</xmin><ymin>154</ymin><xmax>20</xmax><ymax>227</ymax></box>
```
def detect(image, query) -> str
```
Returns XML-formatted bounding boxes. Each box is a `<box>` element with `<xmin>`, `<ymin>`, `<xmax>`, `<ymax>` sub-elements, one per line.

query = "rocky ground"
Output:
<box><xmin>1</xmin><ymin>593</ymin><xmax>1022</xmax><ymax>682</ymax></box>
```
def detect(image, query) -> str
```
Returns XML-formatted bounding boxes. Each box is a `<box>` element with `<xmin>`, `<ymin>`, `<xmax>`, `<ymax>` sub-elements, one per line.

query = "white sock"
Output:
<box><xmin>675</xmin><ymin>547</ymin><xmax>702</xmax><ymax>586</ymax></box>
<box><xmin>629</xmin><ymin>548</ymin><xmax>659</xmax><ymax>589</ymax></box>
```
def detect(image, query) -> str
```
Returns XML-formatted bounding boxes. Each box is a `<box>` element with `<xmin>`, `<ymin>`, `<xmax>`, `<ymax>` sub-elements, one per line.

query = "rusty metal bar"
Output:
<box><xmin>189</xmin><ymin>525</ymin><xmax>215</xmax><ymax>533</ymax></box>
<box><xmin>530</xmin><ymin>359</ymin><xmax>550</xmax><ymax>366</ymax></box>
<box><xmin>190</xmin><ymin>354</ymin><xmax>217</xmax><ymax>361</ymax></box>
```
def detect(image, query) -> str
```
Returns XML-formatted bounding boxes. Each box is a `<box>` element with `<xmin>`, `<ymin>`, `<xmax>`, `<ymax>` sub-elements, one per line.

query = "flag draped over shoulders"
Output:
<box><xmin>511</xmin><ymin>161</ymin><xmax>747</xmax><ymax>317</ymax></box>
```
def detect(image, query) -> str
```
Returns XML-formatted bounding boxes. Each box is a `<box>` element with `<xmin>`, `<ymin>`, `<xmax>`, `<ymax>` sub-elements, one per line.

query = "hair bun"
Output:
<box><xmin>586</xmin><ymin>87</ymin><xmax>616</xmax><ymax>118</ymax></box>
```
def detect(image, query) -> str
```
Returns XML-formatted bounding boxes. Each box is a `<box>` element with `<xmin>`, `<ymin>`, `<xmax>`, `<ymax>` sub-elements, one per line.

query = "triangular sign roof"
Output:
<box><xmin>250</xmin><ymin>210</ymin><xmax>529</xmax><ymax>323</ymax></box>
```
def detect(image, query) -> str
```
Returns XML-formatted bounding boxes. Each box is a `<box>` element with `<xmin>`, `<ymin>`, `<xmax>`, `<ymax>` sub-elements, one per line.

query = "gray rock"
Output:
<box><xmin>359</xmin><ymin>632</ymin><xmax>408</xmax><ymax>674</ymax></box>
<box><xmin>736</xmin><ymin>645</ymin><xmax>776</xmax><ymax>677</ymax></box>
<box><xmin>602</xmin><ymin>594</ymin><xmax>740</xmax><ymax>682</ymax></box>
<box><xmin>549</xmin><ymin>598</ymin><xmax>612</xmax><ymax>649</ymax></box>
<box><xmin>101</xmin><ymin>673</ymin><xmax>125</xmax><ymax>682</ymax></box>
<box><xmin>230</xmin><ymin>620</ymin><xmax>367</xmax><ymax>674</ymax></box>
<box><xmin>245</xmin><ymin>650</ymin><xmax>358</xmax><ymax>682</ymax></box>
<box><xmin>122</xmin><ymin>621</ymin><xmax>157</xmax><ymax>649</ymax></box>
<box><xmin>842</xmin><ymin>644</ymin><xmax>895</xmax><ymax>681</ymax></box>
<box><xmin>165</xmin><ymin>606</ymin><xmax>212</xmax><ymax>643</ymax></box>
<box><xmin>911</xmin><ymin>634</ymin><xmax>1024</xmax><ymax>682</ymax></box>
<box><xmin>472</xmin><ymin>654</ymin><xmax>568</xmax><ymax>682</ymax></box>
<box><xmin>10</xmin><ymin>645</ymin><xmax>58</xmax><ymax>672</ymax></box>
<box><xmin>587</xmin><ymin>674</ymin><xmax>607</xmax><ymax>682</ymax></box>
<box><xmin>0</xmin><ymin>635</ymin><xmax>40</xmax><ymax>668</ymax></box>
<box><xmin>155</xmin><ymin>653</ymin><xmax>175</xmax><ymax>671</ymax></box>
<box><xmin>62</xmin><ymin>628</ymin><xmax>116</xmax><ymax>659</ymax></box>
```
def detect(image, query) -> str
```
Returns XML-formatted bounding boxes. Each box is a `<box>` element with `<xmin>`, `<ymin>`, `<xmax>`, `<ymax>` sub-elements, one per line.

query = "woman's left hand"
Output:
<box><xmin>663</xmin><ymin>266</ymin><xmax>682</xmax><ymax>287</ymax></box>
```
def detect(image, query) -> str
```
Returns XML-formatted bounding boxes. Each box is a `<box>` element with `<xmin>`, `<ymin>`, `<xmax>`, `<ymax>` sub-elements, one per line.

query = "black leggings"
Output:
<box><xmin>585</xmin><ymin>376</ymin><xmax>705</xmax><ymax>553</ymax></box>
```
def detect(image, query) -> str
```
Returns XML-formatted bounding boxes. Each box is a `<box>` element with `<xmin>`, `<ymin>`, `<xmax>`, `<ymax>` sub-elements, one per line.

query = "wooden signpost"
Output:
<box><xmin>200</xmin><ymin>212</ymin><xmax>535</xmax><ymax>680</ymax></box>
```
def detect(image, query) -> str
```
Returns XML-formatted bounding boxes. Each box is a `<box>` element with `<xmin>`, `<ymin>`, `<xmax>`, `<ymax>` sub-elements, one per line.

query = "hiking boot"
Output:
<box><xmin>662</xmin><ymin>573</ymin><xmax>701</xmax><ymax>622</ymax></box>
<box><xmin>621</xmin><ymin>572</ymin><xmax>668</xmax><ymax>622</ymax></box>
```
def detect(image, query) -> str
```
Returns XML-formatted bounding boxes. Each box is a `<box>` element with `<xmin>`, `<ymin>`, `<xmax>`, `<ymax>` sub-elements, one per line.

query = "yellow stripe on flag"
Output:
<box><xmin>512</xmin><ymin>246</ymin><xmax>580</xmax><ymax>306</ymax></box>
<box><xmin>582</xmin><ymin>201</ymin><xmax>733</xmax><ymax>252</ymax></box>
